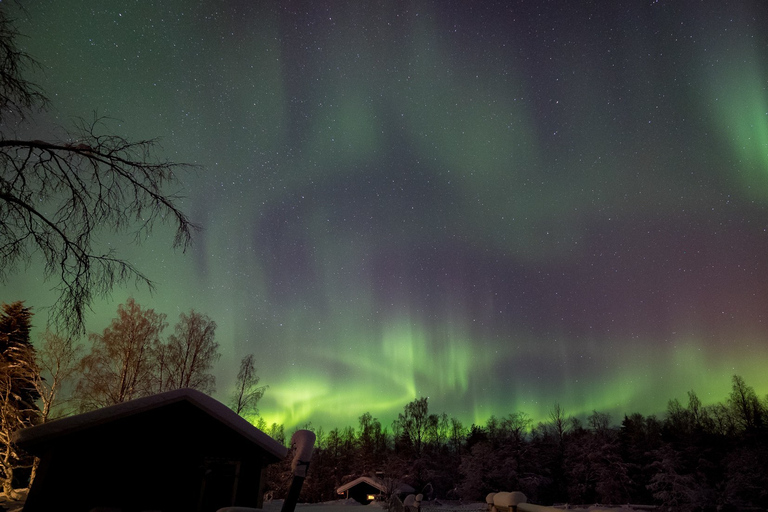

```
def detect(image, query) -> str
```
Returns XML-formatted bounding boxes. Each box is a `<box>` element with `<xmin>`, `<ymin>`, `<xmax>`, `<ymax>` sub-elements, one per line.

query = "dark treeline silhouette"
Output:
<box><xmin>272</xmin><ymin>375</ymin><xmax>768</xmax><ymax>511</ymax></box>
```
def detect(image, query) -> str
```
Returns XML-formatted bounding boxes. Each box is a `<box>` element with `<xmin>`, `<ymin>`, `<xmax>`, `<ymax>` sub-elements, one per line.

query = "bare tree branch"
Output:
<box><xmin>0</xmin><ymin>9</ymin><xmax>199</xmax><ymax>336</ymax></box>
<box><xmin>1</xmin><ymin>119</ymin><xmax>200</xmax><ymax>336</ymax></box>
<box><xmin>0</xmin><ymin>8</ymin><xmax>46</xmax><ymax>122</ymax></box>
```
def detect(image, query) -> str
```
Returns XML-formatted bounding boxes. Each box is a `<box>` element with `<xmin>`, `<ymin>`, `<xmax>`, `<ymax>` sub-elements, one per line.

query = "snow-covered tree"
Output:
<box><xmin>0</xmin><ymin>302</ymin><xmax>37</xmax><ymax>410</ymax></box>
<box><xmin>592</xmin><ymin>442</ymin><xmax>634</xmax><ymax>504</ymax></box>
<box><xmin>646</xmin><ymin>444</ymin><xmax>708</xmax><ymax>511</ymax></box>
<box><xmin>722</xmin><ymin>446</ymin><xmax>768</xmax><ymax>509</ymax></box>
<box><xmin>0</xmin><ymin>301</ymin><xmax>39</xmax><ymax>497</ymax></box>
<box><xmin>459</xmin><ymin>435</ymin><xmax>526</xmax><ymax>501</ymax></box>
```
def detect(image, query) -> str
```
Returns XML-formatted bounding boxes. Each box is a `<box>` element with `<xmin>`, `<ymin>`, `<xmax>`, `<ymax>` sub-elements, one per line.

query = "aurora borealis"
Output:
<box><xmin>5</xmin><ymin>1</ymin><xmax>768</xmax><ymax>432</ymax></box>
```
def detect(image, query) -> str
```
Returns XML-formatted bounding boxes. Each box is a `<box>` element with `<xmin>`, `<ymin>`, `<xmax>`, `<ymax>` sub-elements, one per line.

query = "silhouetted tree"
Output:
<box><xmin>543</xmin><ymin>403</ymin><xmax>572</xmax><ymax>502</ymax></box>
<box><xmin>686</xmin><ymin>390</ymin><xmax>705</xmax><ymax>430</ymax></box>
<box><xmin>449</xmin><ymin>416</ymin><xmax>466</xmax><ymax>454</ymax></box>
<box><xmin>587</xmin><ymin>410</ymin><xmax>612</xmax><ymax>437</ymax></box>
<box><xmin>548</xmin><ymin>402</ymin><xmax>571</xmax><ymax>446</ymax></box>
<box><xmin>156</xmin><ymin>310</ymin><xmax>219</xmax><ymax>394</ymax></box>
<box><xmin>425</xmin><ymin>411</ymin><xmax>449</xmax><ymax>451</ymax></box>
<box><xmin>268</xmin><ymin>422</ymin><xmax>286</xmax><ymax>446</ymax></box>
<box><xmin>393</xmin><ymin>397</ymin><xmax>430</xmax><ymax>456</ymax></box>
<box><xmin>0</xmin><ymin>8</ymin><xmax>197</xmax><ymax>336</ymax></box>
<box><xmin>705</xmin><ymin>401</ymin><xmax>736</xmax><ymax>436</ymax></box>
<box><xmin>357</xmin><ymin>411</ymin><xmax>388</xmax><ymax>474</ymax></box>
<box><xmin>618</xmin><ymin>413</ymin><xmax>663</xmax><ymax>503</ymax></box>
<box><xmin>664</xmin><ymin>397</ymin><xmax>693</xmax><ymax>440</ymax></box>
<box><xmin>728</xmin><ymin>374</ymin><xmax>764</xmax><ymax>433</ymax></box>
<box><xmin>563</xmin><ymin>423</ymin><xmax>596</xmax><ymax>504</ymax></box>
<box><xmin>501</xmin><ymin>412</ymin><xmax>532</xmax><ymax>445</ymax></box>
<box><xmin>229</xmin><ymin>354</ymin><xmax>266</xmax><ymax>417</ymax></box>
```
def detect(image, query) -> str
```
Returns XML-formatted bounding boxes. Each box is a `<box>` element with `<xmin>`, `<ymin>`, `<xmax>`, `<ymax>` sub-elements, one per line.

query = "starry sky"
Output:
<box><xmin>5</xmin><ymin>1</ymin><xmax>768</xmax><ymax>432</ymax></box>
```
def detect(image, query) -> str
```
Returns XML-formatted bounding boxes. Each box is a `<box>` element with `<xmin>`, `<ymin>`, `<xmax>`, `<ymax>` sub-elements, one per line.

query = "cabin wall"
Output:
<box><xmin>19</xmin><ymin>402</ymin><xmax>278</xmax><ymax>512</ymax></box>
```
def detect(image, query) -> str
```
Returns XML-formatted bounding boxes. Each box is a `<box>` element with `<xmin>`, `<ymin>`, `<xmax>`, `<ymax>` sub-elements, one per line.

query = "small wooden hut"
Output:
<box><xmin>337</xmin><ymin>476</ymin><xmax>387</xmax><ymax>504</ymax></box>
<box><xmin>14</xmin><ymin>388</ymin><xmax>288</xmax><ymax>512</ymax></box>
<box><xmin>336</xmin><ymin>476</ymin><xmax>415</xmax><ymax>504</ymax></box>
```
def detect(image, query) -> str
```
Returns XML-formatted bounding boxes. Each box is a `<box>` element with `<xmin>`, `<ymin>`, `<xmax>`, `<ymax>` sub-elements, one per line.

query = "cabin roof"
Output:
<box><xmin>336</xmin><ymin>476</ymin><xmax>415</xmax><ymax>495</ymax></box>
<box><xmin>336</xmin><ymin>476</ymin><xmax>387</xmax><ymax>494</ymax></box>
<box><xmin>14</xmin><ymin>388</ymin><xmax>288</xmax><ymax>460</ymax></box>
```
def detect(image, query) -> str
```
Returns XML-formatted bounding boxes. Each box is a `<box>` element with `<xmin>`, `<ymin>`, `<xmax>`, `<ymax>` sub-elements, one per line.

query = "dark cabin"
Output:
<box><xmin>14</xmin><ymin>388</ymin><xmax>288</xmax><ymax>512</ymax></box>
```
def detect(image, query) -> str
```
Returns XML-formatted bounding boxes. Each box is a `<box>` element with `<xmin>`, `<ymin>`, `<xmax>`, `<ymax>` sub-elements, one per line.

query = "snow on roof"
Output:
<box><xmin>13</xmin><ymin>388</ymin><xmax>288</xmax><ymax>460</ymax></box>
<box><xmin>335</xmin><ymin>477</ymin><xmax>415</xmax><ymax>495</ymax></box>
<box><xmin>395</xmin><ymin>483</ymin><xmax>416</xmax><ymax>494</ymax></box>
<box><xmin>336</xmin><ymin>476</ymin><xmax>387</xmax><ymax>494</ymax></box>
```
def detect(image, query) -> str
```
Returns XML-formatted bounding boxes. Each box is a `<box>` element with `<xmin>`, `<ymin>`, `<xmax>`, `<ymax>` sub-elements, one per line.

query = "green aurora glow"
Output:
<box><xmin>5</xmin><ymin>1</ymin><xmax>768</xmax><ymax>432</ymax></box>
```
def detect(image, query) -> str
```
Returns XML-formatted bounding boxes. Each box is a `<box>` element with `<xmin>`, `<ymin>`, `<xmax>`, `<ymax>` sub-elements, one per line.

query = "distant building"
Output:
<box><xmin>14</xmin><ymin>388</ymin><xmax>288</xmax><ymax>512</ymax></box>
<box><xmin>336</xmin><ymin>476</ymin><xmax>415</xmax><ymax>504</ymax></box>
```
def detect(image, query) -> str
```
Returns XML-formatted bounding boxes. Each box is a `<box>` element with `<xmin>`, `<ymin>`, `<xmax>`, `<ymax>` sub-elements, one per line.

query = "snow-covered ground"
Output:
<box><xmin>0</xmin><ymin>493</ymin><xmax>652</xmax><ymax>512</ymax></box>
<box><xmin>264</xmin><ymin>500</ymin><xmax>652</xmax><ymax>512</ymax></box>
<box><xmin>0</xmin><ymin>495</ymin><xmax>486</xmax><ymax>512</ymax></box>
<box><xmin>265</xmin><ymin>499</ymin><xmax>487</xmax><ymax>512</ymax></box>
<box><xmin>0</xmin><ymin>488</ymin><xmax>27</xmax><ymax>512</ymax></box>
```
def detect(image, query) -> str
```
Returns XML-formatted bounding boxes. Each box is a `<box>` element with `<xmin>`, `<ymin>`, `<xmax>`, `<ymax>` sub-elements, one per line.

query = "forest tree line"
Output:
<box><xmin>273</xmin><ymin>378</ymin><xmax>768</xmax><ymax>512</ymax></box>
<box><xmin>2</xmin><ymin>299</ymin><xmax>768</xmax><ymax>511</ymax></box>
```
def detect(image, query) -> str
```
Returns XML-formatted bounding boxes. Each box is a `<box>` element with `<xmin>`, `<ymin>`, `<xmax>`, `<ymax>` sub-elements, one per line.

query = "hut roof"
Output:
<box><xmin>336</xmin><ymin>476</ymin><xmax>415</xmax><ymax>495</ymax></box>
<box><xmin>336</xmin><ymin>476</ymin><xmax>387</xmax><ymax>494</ymax></box>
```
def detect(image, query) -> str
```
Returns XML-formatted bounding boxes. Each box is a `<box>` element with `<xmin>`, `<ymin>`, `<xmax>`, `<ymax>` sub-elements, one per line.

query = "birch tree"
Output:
<box><xmin>75</xmin><ymin>298</ymin><xmax>166</xmax><ymax>410</ymax></box>
<box><xmin>34</xmin><ymin>329</ymin><xmax>83</xmax><ymax>421</ymax></box>
<box><xmin>230</xmin><ymin>354</ymin><xmax>267</xmax><ymax>417</ymax></box>
<box><xmin>156</xmin><ymin>310</ymin><xmax>220</xmax><ymax>394</ymax></box>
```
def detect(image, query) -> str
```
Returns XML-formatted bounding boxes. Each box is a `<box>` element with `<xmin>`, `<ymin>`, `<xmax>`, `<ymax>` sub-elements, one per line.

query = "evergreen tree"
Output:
<box><xmin>0</xmin><ymin>301</ymin><xmax>39</xmax><ymax>497</ymax></box>
<box><xmin>0</xmin><ymin>302</ymin><xmax>37</xmax><ymax>408</ymax></box>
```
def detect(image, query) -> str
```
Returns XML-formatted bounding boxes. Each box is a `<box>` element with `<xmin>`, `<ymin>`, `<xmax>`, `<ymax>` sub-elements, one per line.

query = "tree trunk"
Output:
<box><xmin>29</xmin><ymin>456</ymin><xmax>39</xmax><ymax>486</ymax></box>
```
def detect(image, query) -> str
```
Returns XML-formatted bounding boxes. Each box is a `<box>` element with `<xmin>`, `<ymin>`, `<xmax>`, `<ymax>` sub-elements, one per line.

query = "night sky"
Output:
<box><xmin>6</xmin><ymin>1</ymin><xmax>768</xmax><ymax>432</ymax></box>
